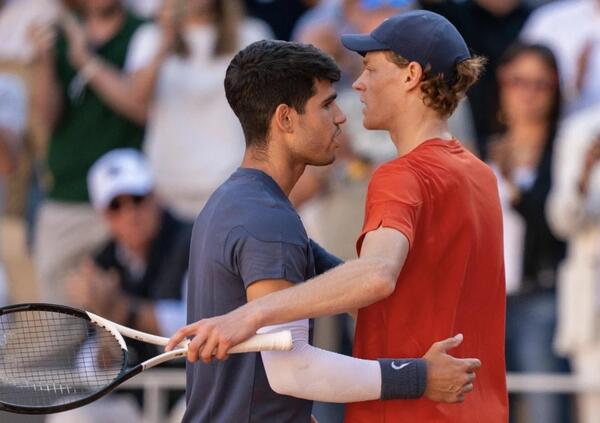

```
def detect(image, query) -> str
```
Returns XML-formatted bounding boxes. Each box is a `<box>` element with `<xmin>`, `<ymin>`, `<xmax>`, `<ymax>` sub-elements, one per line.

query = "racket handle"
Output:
<box><xmin>228</xmin><ymin>330</ymin><xmax>293</xmax><ymax>353</ymax></box>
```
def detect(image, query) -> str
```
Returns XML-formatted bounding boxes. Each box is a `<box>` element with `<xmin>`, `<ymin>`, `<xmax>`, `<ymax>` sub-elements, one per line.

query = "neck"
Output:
<box><xmin>388</xmin><ymin>106</ymin><xmax>453</xmax><ymax>156</ymax></box>
<box><xmin>240</xmin><ymin>146</ymin><xmax>305</xmax><ymax>197</ymax></box>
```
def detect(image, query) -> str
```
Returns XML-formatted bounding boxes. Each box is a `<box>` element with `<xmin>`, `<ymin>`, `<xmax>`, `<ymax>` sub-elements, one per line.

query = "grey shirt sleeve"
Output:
<box><xmin>226</xmin><ymin>226</ymin><xmax>309</xmax><ymax>288</ymax></box>
<box><xmin>310</xmin><ymin>239</ymin><xmax>344</xmax><ymax>275</ymax></box>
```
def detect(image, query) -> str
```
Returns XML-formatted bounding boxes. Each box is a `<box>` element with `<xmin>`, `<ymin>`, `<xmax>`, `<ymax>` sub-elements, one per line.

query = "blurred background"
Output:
<box><xmin>0</xmin><ymin>0</ymin><xmax>598</xmax><ymax>422</ymax></box>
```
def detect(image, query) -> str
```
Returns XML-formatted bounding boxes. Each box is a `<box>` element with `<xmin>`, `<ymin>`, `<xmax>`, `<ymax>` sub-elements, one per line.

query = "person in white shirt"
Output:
<box><xmin>521</xmin><ymin>0</ymin><xmax>600</xmax><ymax>113</ymax></box>
<box><xmin>0</xmin><ymin>0</ymin><xmax>60</xmax><ymax>63</ymax></box>
<box><xmin>126</xmin><ymin>0</ymin><xmax>272</xmax><ymax>221</ymax></box>
<box><xmin>546</xmin><ymin>103</ymin><xmax>600</xmax><ymax>423</ymax></box>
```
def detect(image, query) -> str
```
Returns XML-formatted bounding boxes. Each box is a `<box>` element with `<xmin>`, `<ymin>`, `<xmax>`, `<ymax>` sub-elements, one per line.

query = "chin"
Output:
<box><xmin>310</xmin><ymin>155</ymin><xmax>336</xmax><ymax>167</ymax></box>
<box><xmin>362</xmin><ymin>117</ymin><xmax>383</xmax><ymax>130</ymax></box>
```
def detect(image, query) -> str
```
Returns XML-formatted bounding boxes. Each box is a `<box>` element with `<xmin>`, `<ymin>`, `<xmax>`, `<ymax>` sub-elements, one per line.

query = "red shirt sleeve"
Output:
<box><xmin>357</xmin><ymin>164</ymin><xmax>423</xmax><ymax>255</ymax></box>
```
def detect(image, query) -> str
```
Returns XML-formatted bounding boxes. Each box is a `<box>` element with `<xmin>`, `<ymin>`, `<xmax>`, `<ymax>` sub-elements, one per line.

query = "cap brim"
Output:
<box><xmin>97</xmin><ymin>180</ymin><xmax>154</xmax><ymax>210</ymax></box>
<box><xmin>341</xmin><ymin>34</ymin><xmax>388</xmax><ymax>56</ymax></box>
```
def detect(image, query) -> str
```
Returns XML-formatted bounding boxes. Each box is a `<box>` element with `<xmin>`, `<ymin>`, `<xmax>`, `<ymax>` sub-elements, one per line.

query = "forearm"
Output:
<box><xmin>31</xmin><ymin>55</ymin><xmax>62</xmax><ymax>132</ymax></box>
<box><xmin>248</xmin><ymin>256</ymin><xmax>394</xmax><ymax>329</ymax></box>
<box><xmin>82</xmin><ymin>57</ymin><xmax>152</xmax><ymax>125</ymax></box>
<box><xmin>261</xmin><ymin>321</ymin><xmax>381</xmax><ymax>402</ymax></box>
<box><xmin>261</xmin><ymin>320</ymin><xmax>425</xmax><ymax>402</ymax></box>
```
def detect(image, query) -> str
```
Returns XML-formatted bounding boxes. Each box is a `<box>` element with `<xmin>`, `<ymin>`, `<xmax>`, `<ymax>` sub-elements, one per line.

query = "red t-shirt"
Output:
<box><xmin>345</xmin><ymin>139</ymin><xmax>508</xmax><ymax>423</ymax></box>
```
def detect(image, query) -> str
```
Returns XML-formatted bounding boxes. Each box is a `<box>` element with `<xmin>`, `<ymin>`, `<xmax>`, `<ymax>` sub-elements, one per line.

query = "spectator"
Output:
<box><xmin>55</xmin><ymin>148</ymin><xmax>190</xmax><ymax>423</ymax></box>
<box><xmin>422</xmin><ymin>0</ymin><xmax>531</xmax><ymax>158</ymax></box>
<box><xmin>547</xmin><ymin>103</ymin><xmax>600</xmax><ymax>423</ymax></box>
<box><xmin>244</xmin><ymin>0</ymin><xmax>317</xmax><ymax>40</ymax></box>
<box><xmin>0</xmin><ymin>0</ymin><xmax>62</xmax><ymax>307</ymax></box>
<box><xmin>30</xmin><ymin>0</ymin><xmax>148</xmax><ymax>304</ymax></box>
<box><xmin>521</xmin><ymin>0</ymin><xmax>600</xmax><ymax>113</ymax></box>
<box><xmin>126</xmin><ymin>0</ymin><xmax>272</xmax><ymax>221</ymax></box>
<box><xmin>489</xmin><ymin>43</ymin><xmax>570</xmax><ymax>423</ymax></box>
<box><xmin>0</xmin><ymin>0</ymin><xmax>60</xmax><ymax>63</ymax></box>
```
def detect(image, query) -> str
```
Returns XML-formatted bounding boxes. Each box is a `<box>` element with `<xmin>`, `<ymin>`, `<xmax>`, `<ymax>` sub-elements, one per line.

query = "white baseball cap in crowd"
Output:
<box><xmin>87</xmin><ymin>148</ymin><xmax>154</xmax><ymax>211</ymax></box>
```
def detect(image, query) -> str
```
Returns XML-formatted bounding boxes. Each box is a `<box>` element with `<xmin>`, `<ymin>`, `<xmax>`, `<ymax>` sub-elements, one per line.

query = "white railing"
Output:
<box><xmin>121</xmin><ymin>371</ymin><xmax>590</xmax><ymax>423</ymax></box>
<box><xmin>122</xmin><ymin>370</ymin><xmax>185</xmax><ymax>423</ymax></box>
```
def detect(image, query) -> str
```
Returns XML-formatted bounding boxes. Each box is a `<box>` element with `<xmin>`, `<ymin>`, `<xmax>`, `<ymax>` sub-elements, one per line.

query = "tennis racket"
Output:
<box><xmin>0</xmin><ymin>303</ymin><xmax>292</xmax><ymax>414</ymax></box>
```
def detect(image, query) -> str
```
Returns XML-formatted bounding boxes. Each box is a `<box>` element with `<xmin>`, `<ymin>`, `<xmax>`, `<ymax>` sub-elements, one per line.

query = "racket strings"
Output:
<box><xmin>0</xmin><ymin>310</ymin><xmax>126</xmax><ymax>408</ymax></box>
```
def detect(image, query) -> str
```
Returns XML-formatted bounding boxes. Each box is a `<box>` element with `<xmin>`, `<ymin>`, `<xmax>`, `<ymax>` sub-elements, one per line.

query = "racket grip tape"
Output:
<box><xmin>228</xmin><ymin>330</ymin><xmax>293</xmax><ymax>353</ymax></box>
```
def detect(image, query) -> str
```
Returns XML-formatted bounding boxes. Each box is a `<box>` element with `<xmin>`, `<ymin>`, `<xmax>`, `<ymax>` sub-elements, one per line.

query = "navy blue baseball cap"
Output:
<box><xmin>341</xmin><ymin>10</ymin><xmax>471</xmax><ymax>78</ymax></box>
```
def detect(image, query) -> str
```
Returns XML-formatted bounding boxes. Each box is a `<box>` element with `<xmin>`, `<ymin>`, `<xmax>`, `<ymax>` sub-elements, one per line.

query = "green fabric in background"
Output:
<box><xmin>47</xmin><ymin>13</ymin><xmax>145</xmax><ymax>203</ymax></box>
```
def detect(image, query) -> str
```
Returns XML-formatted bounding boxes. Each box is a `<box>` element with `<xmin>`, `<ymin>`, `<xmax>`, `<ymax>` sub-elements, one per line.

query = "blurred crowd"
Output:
<box><xmin>0</xmin><ymin>0</ymin><xmax>598</xmax><ymax>422</ymax></box>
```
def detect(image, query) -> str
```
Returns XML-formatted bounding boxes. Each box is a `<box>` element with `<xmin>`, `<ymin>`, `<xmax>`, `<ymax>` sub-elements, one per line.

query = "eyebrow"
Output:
<box><xmin>321</xmin><ymin>93</ymin><xmax>338</xmax><ymax>106</ymax></box>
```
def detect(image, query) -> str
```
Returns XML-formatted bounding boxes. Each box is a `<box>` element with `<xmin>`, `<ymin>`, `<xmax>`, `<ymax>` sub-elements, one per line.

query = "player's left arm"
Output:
<box><xmin>249</xmin><ymin>279</ymin><xmax>477</xmax><ymax>404</ymax></box>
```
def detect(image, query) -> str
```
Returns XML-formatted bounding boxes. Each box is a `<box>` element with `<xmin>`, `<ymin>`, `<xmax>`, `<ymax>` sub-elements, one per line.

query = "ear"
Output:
<box><xmin>403</xmin><ymin>62</ymin><xmax>424</xmax><ymax>92</ymax></box>
<box><xmin>273</xmin><ymin>104</ymin><xmax>296</xmax><ymax>134</ymax></box>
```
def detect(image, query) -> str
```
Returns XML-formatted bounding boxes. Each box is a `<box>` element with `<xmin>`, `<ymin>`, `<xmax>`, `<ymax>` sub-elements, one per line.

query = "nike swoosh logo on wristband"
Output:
<box><xmin>391</xmin><ymin>361</ymin><xmax>411</xmax><ymax>371</ymax></box>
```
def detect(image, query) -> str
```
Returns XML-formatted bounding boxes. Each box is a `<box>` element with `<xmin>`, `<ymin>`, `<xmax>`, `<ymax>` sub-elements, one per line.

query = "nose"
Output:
<box><xmin>352</xmin><ymin>74</ymin><xmax>366</xmax><ymax>92</ymax></box>
<box><xmin>335</xmin><ymin>105</ymin><xmax>347</xmax><ymax>125</ymax></box>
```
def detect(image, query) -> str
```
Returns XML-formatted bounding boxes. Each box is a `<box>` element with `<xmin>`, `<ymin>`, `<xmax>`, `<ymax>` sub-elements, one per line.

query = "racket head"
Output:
<box><xmin>0</xmin><ymin>303</ymin><xmax>131</xmax><ymax>414</ymax></box>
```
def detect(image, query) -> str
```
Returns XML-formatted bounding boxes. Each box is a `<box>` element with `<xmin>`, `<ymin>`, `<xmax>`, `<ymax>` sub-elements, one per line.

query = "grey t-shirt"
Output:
<box><xmin>183</xmin><ymin>168</ymin><xmax>315</xmax><ymax>423</ymax></box>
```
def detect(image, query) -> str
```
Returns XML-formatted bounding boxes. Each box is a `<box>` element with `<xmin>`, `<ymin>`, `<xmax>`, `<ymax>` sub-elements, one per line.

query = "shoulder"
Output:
<box><xmin>114</xmin><ymin>14</ymin><xmax>148</xmax><ymax>54</ymax></box>
<box><xmin>371</xmin><ymin>160</ymin><xmax>420</xmax><ymax>183</ymax></box>
<box><xmin>130</xmin><ymin>22</ymin><xmax>160</xmax><ymax>47</ymax></box>
<box><xmin>207</xmin><ymin>179</ymin><xmax>307</xmax><ymax>246</ymax></box>
<box><xmin>372</xmin><ymin>148</ymin><xmax>446</xmax><ymax>187</ymax></box>
<box><xmin>366</xmin><ymin>160</ymin><xmax>424</xmax><ymax>205</ymax></box>
<box><xmin>124</xmin><ymin>13</ymin><xmax>147</xmax><ymax>34</ymax></box>
<box><xmin>235</xmin><ymin>204</ymin><xmax>306</xmax><ymax>247</ymax></box>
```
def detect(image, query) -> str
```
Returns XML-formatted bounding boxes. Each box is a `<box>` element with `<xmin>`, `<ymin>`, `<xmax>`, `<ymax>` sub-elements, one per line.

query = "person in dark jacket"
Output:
<box><xmin>61</xmin><ymin>148</ymin><xmax>190</xmax><ymax>422</ymax></box>
<box><xmin>488</xmin><ymin>42</ymin><xmax>571</xmax><ymax>423</ymax></box>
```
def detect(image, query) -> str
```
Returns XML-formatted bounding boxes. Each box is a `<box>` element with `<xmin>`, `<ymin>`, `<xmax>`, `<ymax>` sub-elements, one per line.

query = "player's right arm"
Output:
<box><xmin>167</xmin><ymin>226</ymin><xmax>408</xmax><ymax>356</ymax></box>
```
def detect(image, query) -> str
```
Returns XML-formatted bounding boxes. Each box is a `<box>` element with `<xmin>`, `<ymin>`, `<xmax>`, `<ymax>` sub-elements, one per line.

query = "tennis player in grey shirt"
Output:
<box><xmin>179</xmin><ymin>40</ymin><xmax>480</xmax><ymax>423</ymax></box>
<box><xmin>185</xmin><ymin>167</ymin><xmax>326</xmax><ymax>422</ymax></box>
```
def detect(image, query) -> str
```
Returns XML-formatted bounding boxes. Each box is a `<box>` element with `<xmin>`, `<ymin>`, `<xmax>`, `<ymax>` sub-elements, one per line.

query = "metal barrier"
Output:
<box><xmin>120</xmin><ymin>370</ymin><xmax>591</xmax><ymax>423</ymax></box>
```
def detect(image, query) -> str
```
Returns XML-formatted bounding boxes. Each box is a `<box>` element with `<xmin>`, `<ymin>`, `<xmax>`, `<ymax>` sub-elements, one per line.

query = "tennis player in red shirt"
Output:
<box><xmin>169</xmin><ymin>10</ymin><xmax>508</xmax><ymax>422</ymax></box>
